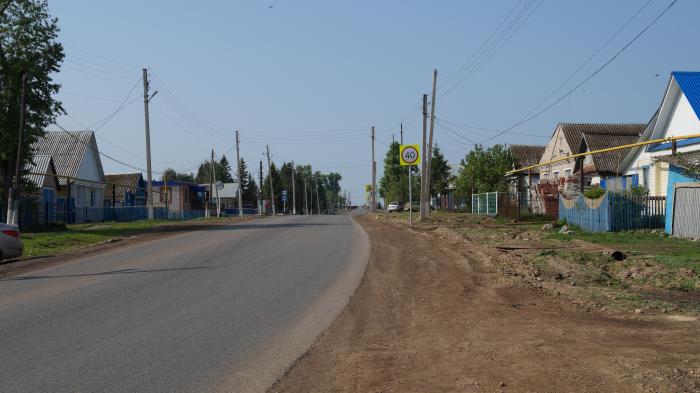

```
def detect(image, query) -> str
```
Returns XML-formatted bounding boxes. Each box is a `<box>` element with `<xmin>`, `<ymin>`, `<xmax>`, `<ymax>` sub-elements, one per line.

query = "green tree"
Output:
<box><xmin>218</xmin><ymin>155</ymin><xmax>233</xmax><ymax>183</ymax></box>
<box><xmin>161</xmin><ymin>168</ymin><xmax>194</xmax><ymax>182</ymax></box>
<box><xmin>455</xmin><ymin>144</ymin><xmax>513</xmax><ymax>197</ymax></box>
<box><xmin>378</xmin><ymin>142</ymin><xmax>404</xmax><ymax>202</ymax></box>
<box><xmin>0</xmin><ymin>0</ymin><xmax>64</xmax><ymax>213</ymax></box>
<box><xmin>429</xmin><ymin>144</ymin><xmax>451</xmax><ymax>200</ymax></box>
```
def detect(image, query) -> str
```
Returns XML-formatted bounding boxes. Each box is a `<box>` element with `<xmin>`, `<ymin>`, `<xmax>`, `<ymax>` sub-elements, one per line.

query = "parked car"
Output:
<box><xmin>386</xmin><ymin>201</ymin><xmax>402</xmax><ymax>213</ymax></box>
<box><xmin>403</xmin><ymin>201</ymin><xmax>420</xmax><ymax>212</ymax></box>
<box><xmin>0</xmin><ymin>223</ymin><xmax>23</xmax><ymax>260</ymax></box>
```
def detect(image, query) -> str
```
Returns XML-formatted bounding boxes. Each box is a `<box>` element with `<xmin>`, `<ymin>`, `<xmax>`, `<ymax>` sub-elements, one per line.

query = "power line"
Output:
<box><xmin>62</xmin><ymin>64</ymin><xmax>137</xmax><ymax>86</ymax></box>
<box><xmin>435</xmin><ymin>117</ymin><xmax>549</xmax><ymax>138</ymax></box>
<box><xmin>480</xmin><ymin>0</ymin><xmax>680</xmax><ymax>144</ymax></box>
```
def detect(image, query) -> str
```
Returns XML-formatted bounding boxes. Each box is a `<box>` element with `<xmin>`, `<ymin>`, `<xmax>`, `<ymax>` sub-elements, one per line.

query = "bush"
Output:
<box><xmin>584</xmin><ymin>185</ymin><xmax>605</xmax><ymax>199</ymax></box>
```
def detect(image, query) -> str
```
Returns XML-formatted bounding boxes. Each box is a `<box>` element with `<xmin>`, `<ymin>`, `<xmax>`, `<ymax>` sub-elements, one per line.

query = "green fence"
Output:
<box><xmin>471</xmin><ymin>192</ymin><xmax>499</xmax><ymax>215</ymax></box>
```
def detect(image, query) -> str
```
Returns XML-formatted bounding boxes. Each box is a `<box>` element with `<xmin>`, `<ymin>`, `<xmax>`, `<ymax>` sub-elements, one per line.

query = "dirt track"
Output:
<box><xmin>270</xmin><ymin>215</ymin><xmax>700</xmax><ymax>393</ymax></box>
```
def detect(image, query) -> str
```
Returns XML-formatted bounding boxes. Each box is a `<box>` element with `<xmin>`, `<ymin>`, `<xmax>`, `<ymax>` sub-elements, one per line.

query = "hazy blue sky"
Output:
<box><xmin>47</xmin><ymin>0</ymin><xmax>699</xmax><ymax>203</ymax></box>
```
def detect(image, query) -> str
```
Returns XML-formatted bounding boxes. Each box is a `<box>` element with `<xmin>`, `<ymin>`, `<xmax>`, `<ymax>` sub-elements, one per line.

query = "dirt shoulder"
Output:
<box><xmin>0</xmin><ymin>216</ymin><xmax>262</xmax><ymax>278</ymax></box>
<box><xmin>270</xmin><ymin>214</ymin><xmax>700</xmax><ymax>393</ymax></box>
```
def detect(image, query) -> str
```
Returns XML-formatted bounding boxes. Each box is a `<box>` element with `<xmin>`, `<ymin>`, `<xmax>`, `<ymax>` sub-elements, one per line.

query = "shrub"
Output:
<box><xmin>584</xmin><ymin>185</ymin><xmax>605</xmax><ymax>199</ymax></box>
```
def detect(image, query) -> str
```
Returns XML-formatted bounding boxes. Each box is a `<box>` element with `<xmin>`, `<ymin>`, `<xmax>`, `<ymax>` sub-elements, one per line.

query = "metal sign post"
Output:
<box><xmin>400</xmin><ymin>144</ymin><xmax>420</xmax><ymax>228</ymax></box>
<box><xmin>282</xmin><ymin>190</ymin><xmax>288</xmax><ymax>214</ymax></box>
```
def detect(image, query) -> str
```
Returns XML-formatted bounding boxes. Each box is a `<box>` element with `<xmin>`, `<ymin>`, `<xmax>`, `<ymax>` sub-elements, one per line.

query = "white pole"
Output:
<box><xmin>408</xmin><ymin>166</ymin><xmax>413</xmax><ymax>227</ymax></box>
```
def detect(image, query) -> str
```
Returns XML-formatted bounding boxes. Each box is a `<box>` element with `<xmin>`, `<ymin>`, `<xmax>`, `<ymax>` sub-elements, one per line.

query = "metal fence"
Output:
<box><xmin>670</xmin><ymin>184</ymin><xmax>700</xmax><ymax>239</ymax></box>
<box><xmin>559</xmin><ymin>193</ymin><xmax>665</xmax><ymax>232</ymax></box>
<box><xmin>471</xmin><ymin>192</ymin><xmax>499</xmax><ymax>215</ymax></box>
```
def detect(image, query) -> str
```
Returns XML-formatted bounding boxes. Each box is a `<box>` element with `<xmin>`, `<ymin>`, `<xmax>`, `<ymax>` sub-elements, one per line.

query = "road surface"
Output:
<box><xmin>0</xmin><ymin>214</ymin><xmax>369</xmax><ymax>393</ymax></box>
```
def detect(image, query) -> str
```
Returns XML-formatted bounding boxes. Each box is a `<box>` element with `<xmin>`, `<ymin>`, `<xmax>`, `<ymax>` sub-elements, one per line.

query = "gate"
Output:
<box><xmin>672</xmin><ymin>184</ymin><xmax>700</xmax><ymax>239</ymax></box>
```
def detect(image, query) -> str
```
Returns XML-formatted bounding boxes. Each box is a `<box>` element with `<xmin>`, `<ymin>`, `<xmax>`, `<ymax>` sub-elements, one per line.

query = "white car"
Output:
<box><xmin>386</xmin><ymin>201</ymin><xmax>402</xmax><ymax>213</ymax></box>
<box><xmin>0</xmin><ymin>223</ymin><xmax>23</xmax><ymax>260</ymax></box>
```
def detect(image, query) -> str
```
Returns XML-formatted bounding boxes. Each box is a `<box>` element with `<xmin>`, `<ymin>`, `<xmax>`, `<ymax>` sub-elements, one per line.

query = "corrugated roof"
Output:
<box><xmin>656</xmin><ymin>151</ymin><xmax>700</xmax><ymax>170</ymax></box>
<box><xmin>104</xmin><ymin>173</ymin><xmax>144</xmax><ymax>199</ymax></box>
<box><xmin>200</xmin><ymin>183</ymin><xmax>240</xmax><ymax>199</ymax></box>
<box><xmin>583</xmin><ymin>124</ymin><xmax>646</xmax><ymax>173</ymax></box>
<box><xmin>672</xmin><ymin>71</ymin><xmax>700</xmax><ymax>120</ymax></box>
<box><xmin>559</xmin><ymin>123</ymin><xmax>645</xmax><ymax>151</ymax></box>
<box><xmin>31</xmin><ymin>131</ymin><xmax>98</xmax><ymax>186</ymax></box>
<box><xmin>24</xmin><ymin>154</ymin><xmax>54</xmax><ymax>188</ymax></box>
<box><xmin>510</xmin><ymin>144</ymin><xmax>545</xmax><ymax>168</ymax></box>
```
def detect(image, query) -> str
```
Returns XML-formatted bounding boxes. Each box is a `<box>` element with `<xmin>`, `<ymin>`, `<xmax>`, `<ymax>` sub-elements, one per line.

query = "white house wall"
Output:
<box><xmin>538</xmin><ymin>125</ymin><xmax>575</xmax><ymax>182</ymax></box>
<box><xmin>624</xmin><ymin>82</ymin><xmax>700</xmax><ymax>196</ymax></box>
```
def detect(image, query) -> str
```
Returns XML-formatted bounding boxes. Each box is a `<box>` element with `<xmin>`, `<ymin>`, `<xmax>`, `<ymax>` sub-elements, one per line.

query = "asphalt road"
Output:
<box><xmin>0</xmin><ymin>214</ymin><xmax>370</xmax><ymax>393</ymax></box>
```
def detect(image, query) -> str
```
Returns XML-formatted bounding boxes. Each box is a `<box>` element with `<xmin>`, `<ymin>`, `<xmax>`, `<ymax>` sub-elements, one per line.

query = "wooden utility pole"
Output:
<box><xmin>235</xmin><ymin>131</ymin><xmax>243</xmax><ymax>219</ymax></box>
<box><xmin>291</xmin><ymin>161</ymin><xmax>297</xmax><ymax>215</ymax></box>
<box><xmin>371</xmin><ymin>126</ymin><xmax>376</xmax><ymax>211</ymax></box>
<box><xmin>142</xmin><ymin>69</ymin><xmax>155</xmax><ymax>220</ymax></box>
<box><xmin>303</xmin><ymin>176</ymin><xmax>308</xmax><ymax>215</ymax></box>
<box><xmin>258</xmin><ymin>160</ymin><xmax>263</xmax><ymax>215</ymax></box>
<box><xmin>266</xmin><ymin>145</ymin><xmax>276</xmax><ymax>215</ymax></box>
<box><xmin>425</xmin><ymin>69</ymin><xmax>438</xmax><ymax>217</ymax></box>
<box><xmin>420</xmin><ymin>94</ymin><xmax>428</xmax><ymax>220</ymax></box>
<box><xmin>212</xmin><ymin>149</ymin><xmax>220</xmax><ymax>218</ymax></box>
<box><xmin>6</xmin><ymin>73</ymin><xmax>28</xmax><ymax>225</ymax></box>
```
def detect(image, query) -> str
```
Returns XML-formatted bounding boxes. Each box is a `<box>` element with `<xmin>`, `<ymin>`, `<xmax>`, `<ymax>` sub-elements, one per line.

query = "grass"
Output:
<box><xmin>20</xmin><ymin>219</ymin><xmax>206</xmax><ymax>257</ymax></box>
<box><xmin>549</xmin><ymin>230</ymin><xmax>700</xmax><ymax>273</ymax></box>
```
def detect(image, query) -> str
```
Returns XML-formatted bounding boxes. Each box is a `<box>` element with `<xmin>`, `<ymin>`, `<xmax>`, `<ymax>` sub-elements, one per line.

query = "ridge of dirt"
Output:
<box><xmin>269</xmin><ymin>214</ymin><xmax>700</xmax><ymax>393</ymax></box>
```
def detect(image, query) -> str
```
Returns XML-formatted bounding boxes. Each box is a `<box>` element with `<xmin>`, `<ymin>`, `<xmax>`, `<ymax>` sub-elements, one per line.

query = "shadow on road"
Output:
<box><xmin>0</xmin><ymin>266</ymin><xmax>218</xmax><ymax>281</ymax></box>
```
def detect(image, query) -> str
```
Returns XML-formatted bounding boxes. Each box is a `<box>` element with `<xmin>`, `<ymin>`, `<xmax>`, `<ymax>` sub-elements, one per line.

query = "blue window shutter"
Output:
<box><xmin>632</xmin><ymin>174</ymin><xmax>639</xmax><ymax>187</ymax></box>
<box><xmin>622</xmin><ymin>177</ymin><xmax>627</xmax><ymax>189</ymax></box>
<box><xmin>600</xmin><ymin>178</ymin><xmax>607</xmax><ymax>189</ymax></box>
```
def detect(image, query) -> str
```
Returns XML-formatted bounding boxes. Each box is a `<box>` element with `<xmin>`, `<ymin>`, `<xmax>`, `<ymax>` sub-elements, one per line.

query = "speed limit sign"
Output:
<box><xmin>399</xmin><ymin>144</ymin><xmax>420</xmax><ymax>166</ymax></box>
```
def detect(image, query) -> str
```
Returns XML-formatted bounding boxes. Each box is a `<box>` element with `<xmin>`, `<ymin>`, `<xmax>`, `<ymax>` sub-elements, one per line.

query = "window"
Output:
<box><xmin>642</xmin><ymin>166</ymin><xmax>650</xmax><ymax>187</ymax></box>
<box><xmin>564</xmin><ymin>169</ymin><xmax>572</xmax><ymax>179</ymax></box>
<box><xmin>90</xmin><ymin>189</ymin><xmax>95</xmax><ymax>207</ymax></box>
<box><xmin>553</xmin><ymin>171</ymin><xmax>560</xmax><ymax>178</ymax></box>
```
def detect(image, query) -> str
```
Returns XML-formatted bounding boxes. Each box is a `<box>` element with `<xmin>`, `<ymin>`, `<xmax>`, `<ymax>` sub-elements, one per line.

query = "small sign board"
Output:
<box><xmin>400</xmin><ymin>144</ymin><xmax>420</xmax><ymax>166</ymax></box>
<box><xmin>282</xmin><ymin>190</ymin><xmax>288</xmax><ymax>202</ymax></box>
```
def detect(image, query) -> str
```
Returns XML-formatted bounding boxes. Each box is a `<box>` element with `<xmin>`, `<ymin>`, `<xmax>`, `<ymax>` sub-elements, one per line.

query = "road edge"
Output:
<box><xmin>216</xmin><ymin>213</ymin><xmax>372</xmax><ymax>393</ymax></box>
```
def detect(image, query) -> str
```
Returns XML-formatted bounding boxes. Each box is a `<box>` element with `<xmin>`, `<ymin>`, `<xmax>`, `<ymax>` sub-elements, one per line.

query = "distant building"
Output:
<box><xmin>22</xmin><ymin>154</ymin><xmax>61</xmax><ymax>224</ymax></box>
<box><xmin>31</xmin><ymin>131</ymin><xmax>106</xmax><ymax>223</ymax></box>
<box><xmin>104</xmin><ymin>173</ymin><xmax>146</xmax><ymax>207</ymax></box>
<box><xmin>151</xmin><ymin>180</ymin><xmax>207</xmax><ymax>212</ymax></box>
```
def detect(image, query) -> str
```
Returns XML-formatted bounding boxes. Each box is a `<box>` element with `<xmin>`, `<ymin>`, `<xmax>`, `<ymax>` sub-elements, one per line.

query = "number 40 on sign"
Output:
<box><xmin>399</xmin><ymin>144</ymin><xmax>420</xmax><ymax>166</ymax></box>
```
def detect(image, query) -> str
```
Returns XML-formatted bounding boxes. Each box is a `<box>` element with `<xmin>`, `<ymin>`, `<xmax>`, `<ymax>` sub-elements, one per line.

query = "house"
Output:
<box><xmin>656</xmin><ymin>152</ymin><xmax>700</xmax><ymax>236</ymax></box>
<box><xmin>539</xmin><ymin>123</ymin><xmax>644</xmax><ymax>193</ymax></box>
<box><xmin>200</xmin><ymin>183</ymin><xmax>241</xmax><ymax>210</ymax></box>
<box><xmin>104</xmin><ymin>173</ymin><xmax>145</xmax><ymax>207</ymax></box>
<box><xmin>575</xmin><ymin>125</ymin><xmax>645</xmax><ymax>191</ymax></box>
<box><xmin>21</xmin><ymin>154</ymin><xmax>61</xmax><ymax>224</ymax></box>
<box><xmin>508</xmin><ymin>144</ymin><xmax>546</xmax><ymax>190</ymax></box>
<box><xmin>619</xmin><ymin>72</ymin><xmax>700</xmax><ymax>196</ymax></box>
<box><xmin>32</xmin><ymin>131</ymin><xmax>106</xmax><ymax>223</ymax></box>
<box><xmin>151</xmin><ymin>180</ymin><xmax>207</xmax><ymax>212</ymax></box>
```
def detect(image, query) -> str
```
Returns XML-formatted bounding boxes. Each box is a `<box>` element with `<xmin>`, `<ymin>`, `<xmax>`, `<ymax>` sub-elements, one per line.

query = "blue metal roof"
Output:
<box><xmin>672</xmin><ymin>71</ymin><xmax>700</xmax><ymax>120</ymax></box>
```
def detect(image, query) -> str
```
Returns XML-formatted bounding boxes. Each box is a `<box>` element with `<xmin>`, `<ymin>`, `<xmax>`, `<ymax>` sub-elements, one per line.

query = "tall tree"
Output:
<box><xmin>218</xmin><ymin>155</ymin><xmax>233</xmax><ymax>183</ymax></box>
<box><xmin>0</xmin><ymin>0</ymin><xmax>64</xmax><ymax>213</ymax></box>
<box><xmin>429</xmin><ymin>144</ymin><xmax>451</xmax><ymax>200</ymax></box>
<box><xmin>455</xmin><ymin>144</ymin><xmax>513</xmax><ymax>197</ymax></box>
<box><xmin>378</xmin><ymin>142</ymin><xmax>405</xmax><ymax>203</ymax></box>
<box><xmin>161</xmin><ymin>168</ymin><xmax>194</xmax><ymax>182</ymax></box>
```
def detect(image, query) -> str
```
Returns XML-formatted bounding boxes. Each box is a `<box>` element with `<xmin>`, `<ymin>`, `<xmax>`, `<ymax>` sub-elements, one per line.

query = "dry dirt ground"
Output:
<box><xmin>270</xmin><ymin>214</ymin><xmax>700</xmax><ymax>393</ymax></box>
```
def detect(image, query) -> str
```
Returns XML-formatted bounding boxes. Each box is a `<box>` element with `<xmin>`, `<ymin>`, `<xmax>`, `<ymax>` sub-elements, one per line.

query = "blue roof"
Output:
<box><xmin>672</xmin><ymin>71</ymin><xmax>700</xmax><ymax>120</ymax></box>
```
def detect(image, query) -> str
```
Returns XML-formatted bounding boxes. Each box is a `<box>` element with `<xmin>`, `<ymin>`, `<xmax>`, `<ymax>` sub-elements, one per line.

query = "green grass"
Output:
<box><xmin>549</xmin><ymin>230</ymin><xmax>700</xmax><ymax>272</ymax></box>
<box><xmin>21</xmin><ymin>219</ymin><xmax>189</xmax><ymax>257</ymax></box>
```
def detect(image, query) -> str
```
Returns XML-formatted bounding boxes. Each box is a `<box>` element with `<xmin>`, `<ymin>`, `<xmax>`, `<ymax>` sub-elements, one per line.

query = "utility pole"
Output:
<box><xmin>370</xmin><ymin>126</ymin><xmax>376</xmax><ymax>211</ymax></box>
<box><xmin>258</xmin><ymin>160</ymin><xmax>263</xmax><ymax>215</ymax></box>
<box><xmin>420</xmin><ymin>94</ymin><xmax>428</xmax><ymax>220</ymax></box>
<box><xmin>212</xmin><ymin>149</ymin><xmax>220</xmax><ymax>218</ymax></box>
<box><xmin>266</xmin><ymin>145</ymin><xmax>276</xmax><ymax>215</ymax></box>
<box><xmin>425</xmin><ymin>69</ymin><xmax>438</xmax><ymax>217</ymax></box>
<box><xmin>6</xmin><ymin>73</ymin><xmax>28</xmax><ymax>225</ymax></box>
<box><xmin>314</xmin><ymin>175</ymin><xmax>321</xmax><ymax>215</ymax></box>
<box><xmin>142</xmin><ymin>68</ymin><xmax>155</xmax><ymax>220</ymax></box>
<box><xmin>303</xmin><ymin>176</ymin><xmax>308</xmax><ymax>215</ymax></box>
<box><xmin>235</xmin><ymin>131</ymin><xmax>243</xmax><ymax>219</ymax></box>
<box><xmin>291</xmin><ymin>161</ymin><xmax>297</xmax><ymax>215</ymax></box>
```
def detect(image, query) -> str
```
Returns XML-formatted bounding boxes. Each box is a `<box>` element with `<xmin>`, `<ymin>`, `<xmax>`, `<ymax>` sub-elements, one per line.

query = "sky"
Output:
<box><xmin>46</xmin><ymin>0</ymin><xmax>700</xmax><ymax>204</ymax></box>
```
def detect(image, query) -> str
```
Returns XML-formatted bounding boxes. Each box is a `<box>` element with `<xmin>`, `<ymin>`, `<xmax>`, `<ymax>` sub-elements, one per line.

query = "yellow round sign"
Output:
<box><xmin>400</xmin><ymin>144</ymin><xmax>420</xmax><ymax>166</ymax></box>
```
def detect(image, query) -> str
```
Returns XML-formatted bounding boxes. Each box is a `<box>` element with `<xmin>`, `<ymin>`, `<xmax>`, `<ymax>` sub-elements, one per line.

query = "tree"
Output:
<box><xmin>0</xmin><ymin>0</ymin><xmax>64</xmax><ymax>214</ymax></box>
<box><xmin>378</xmin><ymin>142</ymin><xmax>404</xmax><ymax>202</ymax></box>
<box><xmin>429</xmin><ymin>144</ymin><xmax>451</xmax><ymax>200</ymax></box>
<box><xmin>454</xmin><ymin>144</ymin><xmax>513</xmax><ymax>197</ymax></box>
<box><xmin>161</xmin><ymin>168</ymin><xmax>195</xmax><ymax>182</ymax></box>
<box><xmin>218</xmin><ymin>155</ymin><xmax>233</xmax><ymax>183</ymax></box>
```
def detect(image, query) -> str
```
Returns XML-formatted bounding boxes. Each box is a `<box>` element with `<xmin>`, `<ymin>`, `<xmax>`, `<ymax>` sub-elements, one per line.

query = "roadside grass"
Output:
<box><xmin>20</xmin><ymin>218</ymin><xmax>222</xmax><ymax>257</ymax></box>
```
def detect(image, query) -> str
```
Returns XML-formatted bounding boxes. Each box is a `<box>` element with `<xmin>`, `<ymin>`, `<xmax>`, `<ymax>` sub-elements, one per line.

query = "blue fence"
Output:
<box><xmin>103</xmin><ymin>207</ymin><xmax>207</xmax><ymax>222</ymax></box>
<box><xmin>560</xmin><ymin>193</ymin><xmax>665</xmax><ymax>232</ymax></box>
